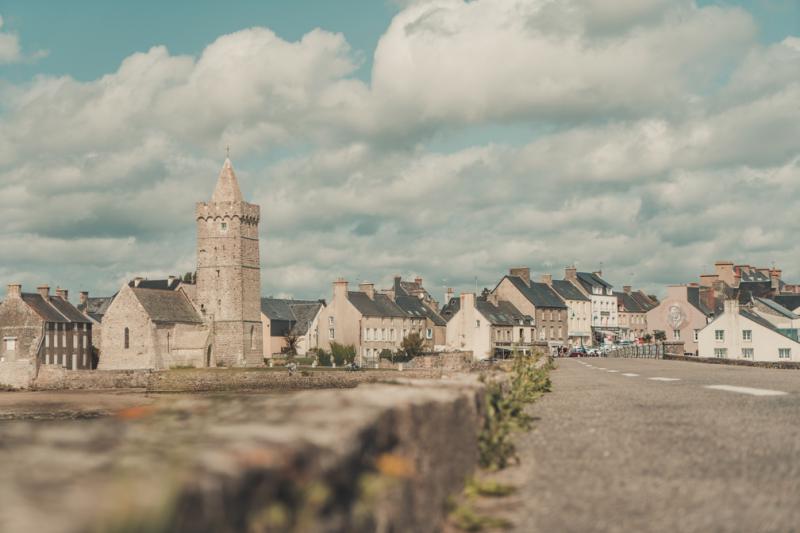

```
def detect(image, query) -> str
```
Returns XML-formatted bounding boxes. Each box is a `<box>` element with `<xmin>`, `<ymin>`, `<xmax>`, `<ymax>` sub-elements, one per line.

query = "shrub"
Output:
<box><xmin>311</xmin><ymin>348</ymin><xmax>332</xmax><ymax>367</ymax></box>
<box><xmin>330</xmin><ymin>342</ymin><xmax>356</xmax><ymax>366</ymax></box>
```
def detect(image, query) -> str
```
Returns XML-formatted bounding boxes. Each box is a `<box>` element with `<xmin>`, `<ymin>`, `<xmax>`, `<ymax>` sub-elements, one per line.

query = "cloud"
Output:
<box><xmin>0</xmin><ymin>0</ymin><xmax>798</xmax><ymax>301</ymax></box>
<box><xmin>0</xmin><ymin>15</ymin><xmax>21</xmax><ymax>64</ymax></box>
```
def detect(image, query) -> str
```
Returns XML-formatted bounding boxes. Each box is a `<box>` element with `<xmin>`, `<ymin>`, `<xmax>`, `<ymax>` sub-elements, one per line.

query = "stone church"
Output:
<box><xmin>99</xmin><ymin>158</ymin><xmax>264</xmax><ymax>369</ymax></box>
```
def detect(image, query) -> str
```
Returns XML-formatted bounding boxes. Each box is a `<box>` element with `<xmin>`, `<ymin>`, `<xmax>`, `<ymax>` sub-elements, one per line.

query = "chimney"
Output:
<box><xmin>460</xmin><ymin>292</ymin><xmax>475</xmax><ymax>311</ymax></box>
<box><xmin>55</xmin><ymin>287</ymin><xmax>68</xmax><ymax>301</ymax></box>
<box><xmin>700</xmin><ymin>274</ymin><xmax>718</xmax><ymax>287</ymax></box>
<box><xmin>37</xmin><ymin>285</ymin><xmax>50</xmax><ymax>298</ymax></box>
<box><xmin>445</xmin><ymin>287</ymin><xmax>455</xmax><ymax>303</ymax></box>
<box><xmin>565</xmin><ymin>266</ymin><xmax>577</xmax><ymax>281</ymax></box>
<box><xmin>168</xmin><ymin>275</ymin><xmax>176</xmax><ymax>286</ymax></box>
<box><xmin>723</xmin><ymin>298</ymin><xmax>739</xmax><ymax>315</ymax></box>
<box><xmin>593</xmin><ymin>270</ymin><xmax>603</xmax><ymax>278</ymax></box>
<box><xmin>714</xmin><ymin>261</ymin><xmax>735</xmax><ymax>286</ymax></box>
<box><xmin>487</xmin><ymin>291</ymin><xmax>499</xmax><ymax>306</ymax></box>
<box><xmin>6</xmin><ymin>283</ymin><xmax>21</xmax><ymax>299</ymax></box>
<box><xmin>359</xmin><ymin>281</ymin><xmax>375</xmax><ymax>300</ymax></box>
<box><xmin>540</xmin><ymin>274</ymin><xmax>553</xmax><ymax>286</ymax></box>
<box><xmin>414</xmin><ymin>276</ymin><xmax>423</xmax><ymax>287</ymax></box>
<box><xmin>79</xmin><ymin>291</ymin><xmax>89</xmax><ymax>306</ymax></box>
<box><xmin>623</xmin><ymin>285</ymin><xmax>631</xmax><ymax>294</ymax></box>
<box><xmin>333</xmin><ymin>278</ymin><xmax>348</xmax><ymax>301</ymax></box>
<box><xmin>510</xmin><ymin>267</ymin><xmax>531</xmax><ymax>286</ymax></box>
<box><xmin>771</xmin><ymin>269</ymin><xmax>781</xmax><ymax>290</ymax></box>
<box><xmin>133</xmin><ymin>277</ymin><xmax>144</xmax><ymax>287</ymax></box>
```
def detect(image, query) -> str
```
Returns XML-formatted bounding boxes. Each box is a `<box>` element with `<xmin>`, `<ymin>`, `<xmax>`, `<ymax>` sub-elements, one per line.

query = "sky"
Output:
<box><xmin>0</xmin><ymin>0</ymin><xmax>798</xmax><ymax>302</ymax></box>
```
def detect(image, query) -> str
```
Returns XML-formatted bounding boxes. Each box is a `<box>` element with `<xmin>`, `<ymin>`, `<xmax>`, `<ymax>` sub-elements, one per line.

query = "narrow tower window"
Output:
<box><xmin>124</xmin><ymin>327</ymin><xmax>130</xmax><ymax>349</ymax></box>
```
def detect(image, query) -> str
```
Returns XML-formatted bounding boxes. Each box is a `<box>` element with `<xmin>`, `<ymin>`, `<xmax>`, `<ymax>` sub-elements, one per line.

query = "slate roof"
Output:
<box><xmin>738</xmin><ymin>309</ymin><xmax>800</xmax><ymax>343</ymax></box>
<box><xmin>506</xmin><ymin>276</ymin><xmax>567</xmax><ymax>309</ymax></box>
<box><xmin>773</xmin><ymin>295</ymin><xmax>800</xmax><ymax>312</ymax></box>
<box><xmin>395</xmin><ymin>295</ymin><xmax>446</xmax><ymax>326</ymax></box>
<box><xmin>755</xmin><ymin>297</ymin><xmax>799</xmax><ymax>319</ymax></box>
<box><xmin>687</xmin><ymin>286</ymin><xmax>719</xmax><ymax>317</ymax></box>
<box><xmin>20</xmin><ymin>294</ymin><xmax>91</xmax><ymax>324</ymax></box>
<box><xmin>348</xmin><ymin>292</ymin><xmax>408</xmax><ymax>318</ymax></box>
<box><xmin>575</xmin><ymin>272</ymin><xmax>613</xmax><ymax>292</ymax></box>
<box><xmin>440</xmin><ymin>297</ymin><xmax>460</xmax><ymax>323</ymax></box>
<box><xmin>551</xmin><ymin>279</ymin><xmax>589</xmax><ymax>302</ymax></box>
<box><xmin>736</xmin><ymin>281</ymin><xmax>775</xmax><ymax>304</ymax></box>
<box><xmin>738</xmin><ymin>269</ymin><xmax>771</xmax><ymax>282</ymax></box>
<box><xmin>630</xmin><ymin>291</ymin><xmax>658</xmax><ymax>311</ymax></box>
<box><xmin>438</xmin><ymin>296</ymin><xmax>531</xmax><ymax>326</ymax></box>
<box><xmin>77</xmin><ymin>296</ymin><xmax>114</xmax><ymax>322</ymax></box>
<box><xmin>128</xmin><ymin>278</ymin><xmax>183</xmax><ymax>291</ymax></box>
<box><xmin>615</xmin><ymin>291</ymin><xmax>648</xmax><ymax>313</ymax></box>
<box><xmin>131</xmin><ymin>288</ymin><xmax>202</xmax><ymax>324</ymax></box>
<box><xmin>260</xmin><ymin>298</ymin><xmax>325</xmax><ymax>337</ymax></box>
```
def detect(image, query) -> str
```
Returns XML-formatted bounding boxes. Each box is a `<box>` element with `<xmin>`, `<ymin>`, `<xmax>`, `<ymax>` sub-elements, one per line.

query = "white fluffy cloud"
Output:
<box><xmin>0</xmin><ymin>15</ymin><xmax>21</xmax><ymax>64</ymax></box>
<box><xmin>0</xmin><ymin>0</ymin><xmax>798</xmax><ymax>300</ymax></box>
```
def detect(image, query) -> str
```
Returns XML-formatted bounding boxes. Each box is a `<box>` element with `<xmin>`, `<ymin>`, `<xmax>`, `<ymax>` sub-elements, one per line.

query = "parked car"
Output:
<box><xmin>568</xmin><ymin>347</ymin><xmax>586</xmax><ymax>357</ymax></box>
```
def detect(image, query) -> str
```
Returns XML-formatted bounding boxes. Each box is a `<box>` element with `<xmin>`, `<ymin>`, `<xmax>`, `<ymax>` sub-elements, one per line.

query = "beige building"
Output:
<box><xmin>100</xmin><ymin>284</ymin><xmax>210</xmax><ymax>369</ymax></box>
<box><xmin>443</xmin><ymin>292</ymin><xmax>535</xmax><ymax>360</ymax></box>
<box><xmin>260</xmin><ymin>298</ymin><xmax>324</xmax><ymax>357</ymax></box>
<box><xmin>646</xmin><ymin>284</ymin><xmax>716</xmax><ymax>354</ymax></box>
<box><xmin>565</xmin><ymin>267</ymin><xmax>619</xmax><ymax>344</ymax></box>
<box><xmin>491</xmin><ymin>268</ymin><xmax>568</xmax><ymax>346</ymax></box>
<box><xmin>615</xmin><ymin>286</ymin><xmax>658</xmax><ymax>342</ymax></box>
<box><xmin>384</xmin><ymin>276</ymin><xmax>446</xmax><ymax>350</ymax></box>
<box><xmin>318</xmin><ymin>280</ymin><xmax>428</xmax><ymax>367</ymax></box>
<box><xmin>550</xmin><ymin>278</ymin><xmax>592</xmax><ymax>347</ymax></box>
<box><xmin>698</xmin><ymin>299</ymin><xmax>800</xmax><ymax>362</ymax></box>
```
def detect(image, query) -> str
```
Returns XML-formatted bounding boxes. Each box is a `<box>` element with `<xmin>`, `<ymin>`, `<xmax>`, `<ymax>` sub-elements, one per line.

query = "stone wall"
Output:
<box><xmin>1</xmin><ymin>376</ymin><xmax>486</xmax><ymax>533</ymax></box>
<box><xmin>405</xmin><ymin>351</ymin><xmax>475</xmax><ymax>371</ymax></box>
<box><xmin>0</xmin><ymin>360</ymin><xmax>35</xmax><ymax>389</ymax></box>
<box><xmin>664</xmin><ymin>354</ymin><xmax>800</xmax><ymax>369</ymax></box>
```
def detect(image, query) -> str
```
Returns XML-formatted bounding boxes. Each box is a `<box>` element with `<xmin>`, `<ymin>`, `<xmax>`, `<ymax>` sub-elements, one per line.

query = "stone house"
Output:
<box><xmin>646</xmin><ymin>284</ymin><xmax>717</xmax><ymax>354</ymax></box>
<box><xmin>698</xmin><ymin>299</ymin><xmax>800</xmax><ymax>362</ymax></box>
<box><xmin>443</xmin><ymin>292</ymin><xmax>534</xmax><ymax>360</ymax></box>
<box><xmin>385</xmin><ymin>276</ymin><xmax>447</xmax><ymax>350</ymax></box>
<box><xmin>549</xmin><ymin>278</ymin><xmax>592</xmax><ymax>348</ymax></box>
<box><xmin>0</xmin><ymin>284</ymin><xmax>92</xmax><ymax>370</ymax></box>
<box><xmin>491</xmin><ymin>268</ymin><xmax>568</xmax><ymax>346</ymax></box>
<box><xmin>565</xmin><ymin>267</ymin><xmax>619</xmax><ymax>344</ymax></box>
<box><xmin>615</xmin><ymin>286</ymin><xmax>658</xmax><ymax>342</ymax></box>
<box><xmin>318</xmin><ymin>279</ymin><xmax>427</xmax><ymax>367</ymax></box>
<box><xmin>77</xmin><ymin>291</ymin><xmax>114</xmax><ymax>352</ymax></box>
<box><xmin>260</xmin><ymin>298</ymin><xmax>325</xmax><ymax>357</ymax></box>
<box><xmin>99</xmin><ymin>284</ymin><xmax>210</xmax><ymax>370</ymax></box>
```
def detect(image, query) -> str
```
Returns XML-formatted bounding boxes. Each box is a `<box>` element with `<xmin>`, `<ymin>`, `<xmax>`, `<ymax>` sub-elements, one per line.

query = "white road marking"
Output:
<box><xmin>705</xmin><ymin>385</ymin><xmax>788</xmax><ymax>397</ymax></box>
<box><xmin>648</xmin><ymin>377</ymin><xmax>681</xmax><ymax>382</ymax></box>
<box><xmin>622</xmin><ymin>373</ymin><xmax>639</xmax><ymax>377</ymax></box>
<box><xmin>596</xmin><ymin>367</ymin><xmax>607</xmax><ymax>370</ymax></box>
<box><xmin>607</xmin><ymin>370</ymin><xmax>619</xmax><ymax>373</ymax></box>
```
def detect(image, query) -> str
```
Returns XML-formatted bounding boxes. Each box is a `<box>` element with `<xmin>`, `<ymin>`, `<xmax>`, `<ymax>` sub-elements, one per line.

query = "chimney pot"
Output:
<box><xmin>37</xmin><ymin>285</ymin><xmax>50</xmax><ymax>298</ymax></box>
<box><xmin>55</xmin><ymin>287</ymin><xmax>68</xmax><ymax>301</ymax></box>
<box><xmin>510</xmin><ymin>267</ymin><xmax>531</xmax><ymax>286</ymax></box>
<box><xmin>540</xmin><ymin>274</ymin><xmax>553</xmax><ymax>285</ymax></box>
<box><xmin>565</xmin><ymin>266</ymin><xmax>577</xmax><ymax>280</ymax></box>
<box><xmin>7</xmin><ymin>284</ymin><xmax>22</xmax><ymax>299</ymax></box>
<box><xmin>79</xmin><ymin>291</ymin><xmax>89</xmax><ymax>306</ymax></box>
<box><xmin>359</xmin><ymin>281</ymin><xmax>375</xmax><ymax>300</ymax></box>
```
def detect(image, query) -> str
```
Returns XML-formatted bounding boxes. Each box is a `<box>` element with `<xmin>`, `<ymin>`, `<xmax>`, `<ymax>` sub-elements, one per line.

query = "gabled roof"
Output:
<box><xmin>736</xmin><ymin>281</ymin><xmax>775</xmax><ymax>304</ymax></box>
<box><xmin>687</xmin><ymin>286</ymin><xmax>720</xmax><ymax>317</ymax></box>
<box><xmin>395</xmin><ymin>296</ymin><xmax>446</xmax><ymax>326</ymax></box>
<box><xmin>347</xmin><ymin>292</ymin><xmax>408</xmax><ymax>318</ymax></box>
<box><xmin>629</xmin><ymin>291</ymin><xmax>658</xmax><ymax>311</ymax></box>
<box><xmin>128</xmin><ymin>278</ymin><xmax>183</xmax><ymax>291</ymax></box>
<box><xmin>551</xmin><ymin>279</ymin><xmax>589</xmax><ymax>302</ymax></box>
<box><xmin>289</xmin><ymin>303</ymin><xmax>324</xmax><ymax>336</ymax></box>
<box><xmin>260</xmin><ymin>298</ymin><xmax>324</xmax><ymax>337</ymax></box>
<box><xmin>19</xmin><ymin>294</ymin><xmax>91</xmax><ymax>324</ymax></box>
<box><xmin>576</xmin><ymin>272</ymin><xmax>613</xmax><ymax>291</ymax></box>
<box><xmin>754</xmin><ymin>297</ymin><xmax>799</xmax><ymax>319</ymax></box>
<box><xmin>131</xmin><ymin>288</ymin><xmax>202</xmax><ymax>324</ymax></box>
<box><xmin>615</xmin><ymin>291</ymin><xmax>648</xmax><ymax>313</ymax></box>
<box><xmin>505</xmin><ymin>276</ymin><xmax>567</xmax><ymax>309</ymax></box>
<box><xmin>77</xmin><ymin>296</ymin><xmax>114</xmax><ymax>321</ymax></box>
<box><xmin>211</xmin><ymin>157</ymin><xmax>243</xmax><ymax>203</ymax></box>
<box><xmin>738</xmin><ymin>309</ymin><xmax>800</xmax><ymax>343</ymax></box>
<box><xmin>773</xmin><ymin>295</ymin><xmax>800</xmax><ymax>312</ymax></box>
<box><xmin>477</xmin><ymin>298</ymin><xmax>532</xmax><ymax>326</ymax></box>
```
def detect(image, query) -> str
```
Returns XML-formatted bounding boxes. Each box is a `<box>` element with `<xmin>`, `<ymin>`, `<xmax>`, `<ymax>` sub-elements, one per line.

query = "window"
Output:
<box><xmin>328</xmin><ymin>316</ymin><xmax>334</xmax><ymax>326</ymax></box>
<box><xmin>779</xmin><ymin>348</ymin><xmax>791</xmax><ymax>359</ymax></box>
<box><xmin>167</xmin><ymin>332</ymin><xmax>171</xmax><ymax>353</ymax></box>
<box><xmin>714</xmin><ymin>330</ymin><xmax>724</xmax><ymax>341</ymax></box>
<box><xmin>329</xmin><ymin>328</ymin><xmax>335</xmax><ymax>340</ymax></box>
<box><xmin>124</xmin><ymin>327</ymin><xmax>130</xmax><ymax>349</ymax></box>
<box><xmin>742</xmin><ymin>348</ymin><xmax>754</xmax><ymax>359</ymax></box>
<box><xmin>742</xmin><ymin>330</ymin><xmax>752</xmax><ymax>341</ymax></box>
<box><xmin>673</xmin><ymin>329</ymin><xmax>681</xmax><ymax>340</ymax></box>
<box><xmin>45</xmin><ymin>334</ymin><xmax>49</xmax><ymax>348</ymax></box>
<box><xmin>250</xmin><ymin>326</ymin><xmax>255</xmax><ymax>349</ymax></box>
<box><xmin>3</xmin><ymin>337</ymin><xmax>16</xmax><ymax>352</ymax></box>
<box><xmin>476</xmin><ymin>320</ymin><xmax>480</xmax><ymax>328</ymax></box>
<box><xmin>221</xmin><ymin>222</ymin><xmax>228</xmax><ymax>231</ymax></box>
<box><xmin>426</xmin><ymin>328</ymin><xmax>433</xmax><ymax>339</ymax></box>
<box><xmin>83</xmin><ymin>335</ymin><xmax>87</xmax><ymax>349</ymax></box>
<box><xmin>714</xmin><ymin>348</ymin><xmax>727</xmax><ymax>358</ymax></box>
<box><xmin>693</xmin><ymin>330</ymin><xmax>699</xmax><ymax>342</ymax></box>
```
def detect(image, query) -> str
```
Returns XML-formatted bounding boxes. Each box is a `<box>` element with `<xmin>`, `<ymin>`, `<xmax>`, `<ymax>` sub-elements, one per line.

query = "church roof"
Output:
<box><xmin>131</xmin><ymin>288</ymin><xmax>203</xmax><ymax>324</ymax></box>
<box><xmin>211</xmin><ymin>157</ymin><xmax>244</xmax><ymax>203</ymax></box>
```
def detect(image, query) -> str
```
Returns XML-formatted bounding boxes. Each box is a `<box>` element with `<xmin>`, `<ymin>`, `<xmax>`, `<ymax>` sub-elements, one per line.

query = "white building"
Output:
<box><xmin>698</xmin><ymin>299</ymin><xmax>800</xmax><ymax>362</ymax></box>
<box><xmin>564</xmin><ymin>267</ymin><xmax>619</xmax><ymax>344</ymax></box>
<box><xmin>444</xmin><ymin>293</ymin><xmax>534</xmax><ymax>360</ymax></box>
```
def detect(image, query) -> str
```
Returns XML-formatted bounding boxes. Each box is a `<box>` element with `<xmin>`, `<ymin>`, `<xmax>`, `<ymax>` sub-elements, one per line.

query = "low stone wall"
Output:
<box><xmin>32</xmin><ymin>366</ymin><xmax>443</xmax><ymax>392</ymax></box>
<box><xmin>0</xmin><ymin>360</ymin><xmax>35</xmax><ymax>389</ymax></box>
<box><xmin>406</xmin><ymin>351</ymin><xmax>475</xmax><ymax>371</ymax></box>
<box><xmin>0</xmin><ymin>376</ymin><xmax>486</xmax><ymax>533</ymax></box>
<box><xmin>664</xmin><ymin>354</ymin><xmax>800</xmax><ymax>369</ymax></box>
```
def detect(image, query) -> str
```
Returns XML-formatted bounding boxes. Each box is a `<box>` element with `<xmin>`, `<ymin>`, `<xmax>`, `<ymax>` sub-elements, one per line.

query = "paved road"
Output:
<box><xmin>505</xmin><ymin>358</ymin><xmax>800</xmax><ymax>533</ymax></box>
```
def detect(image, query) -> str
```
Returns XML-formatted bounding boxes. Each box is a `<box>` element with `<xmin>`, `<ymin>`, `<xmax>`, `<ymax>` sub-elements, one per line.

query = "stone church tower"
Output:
<box><xmin>195</xmin><ymin>158</ymin><xmax>263</xmax><ymax>366</ymax></box>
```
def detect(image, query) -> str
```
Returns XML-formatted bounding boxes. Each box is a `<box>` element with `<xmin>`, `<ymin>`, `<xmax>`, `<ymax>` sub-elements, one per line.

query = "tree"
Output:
<box><xmin>642</xmin><ymin>333</ymin><xmax>653</xmax><ymax>344</ymax></box>
<box><xmin>654</xmin><ymin>330</ymin><xmax>667</xmax><ymax>342</ymax></box>
<box><xmin>400</xmin><ymin>332</ymin><xmax>425</xmax><ymax>359</ymax></box>
<box><xmin>330</xmin><ymin>342</ymin><xmax>356</xmax><ymax>366</ymax></box>
<box><xmin>310</xmin><ymin>348</ymin><xmax>332</xmax><ymax>366</ymax></box>
<box><xmin>379</xmin><ymin>348</ymin><xmax>394</xmax><ymax>360</ymax></box>
<box><xmin>284</xmin><ymin>334</ymin><xmax>299</xmax><ymax>357</ymax></box>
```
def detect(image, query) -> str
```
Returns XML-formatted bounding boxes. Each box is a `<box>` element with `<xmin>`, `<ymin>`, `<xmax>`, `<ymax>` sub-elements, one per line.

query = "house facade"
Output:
<box><xmin>444</xmin><ymin>292</ymin><xmax>534</xmax><ymax>360</ymax></box>
<box><xmin>260</xmin><ymin>298</ymin><xmax>324</xmax><ymax>357</ymax></box>
<box><xmin>698</xmin><ymin>299</ymin><xmax>800</xmax><ymax>362</ymax></box>
<box><xmin>646</xmin><ymin>284</ymin><xmax>714</xmax><ymax>354</ymax></box>
<box><xmin>387</xmin><ymin>276</ymin><xmax>446</xmax><ymax>350</ymax></box>
<box><xmin>491</xmin><ymin>268</ymin><xmax>567</xmax><ymax>346</ymax></box>
<box><xmin>0</xmin><ymin>284</ymin><xmax>93</xmax><ymax>370</ymax></box>
<box><xmin>615</xmin><ymin>286</ymin><xmax>657</xmax><ymax>342</ymax></box>
<box><xmin>550</xmin><ymin>278</ymin><xmax>591</xmax><ymax>347</ymax></box>
<box><xmin>565</xmin><ymin>267</ymin><xmax>619</xmax><ymax>344</ymax></box>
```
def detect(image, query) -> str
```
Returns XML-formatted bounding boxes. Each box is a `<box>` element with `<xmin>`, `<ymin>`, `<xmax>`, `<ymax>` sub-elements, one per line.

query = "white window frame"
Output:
<box><xmin>715</xmin><ymin>330</ymin><xmax>724</xmax><ymax>341</ymax></box>
<box><xmin>742</xmin><ymin>330</ymin><xmax>752</xmax><ymax>341</ymax></box>
<box><xmin>3</xmin><ymin>337</ymin><xmax>17</xmax><ymax>352</ymax></box>
<box><xmin>329</xmin><ymin>328</ymin><xmax>335</xmax><ymax>340</ymax></box>
<box><xmin>779</xmin><ymin>348</ymin><xmax>791</xmax><ymax>359</ymax></box>
<box><xmin>714</xmin><ymin>348</ymin><xmax>727</xmax><ymax>358</ymax></box>
<box><xmin>742</xmin><ymin>348</ymin><xmax>754</xmax><ymax>359</ymax></box>
<box><xmin>426</xmin><ymin>328</ymin><xmax>433</xmax><ymax>339</ymax></box>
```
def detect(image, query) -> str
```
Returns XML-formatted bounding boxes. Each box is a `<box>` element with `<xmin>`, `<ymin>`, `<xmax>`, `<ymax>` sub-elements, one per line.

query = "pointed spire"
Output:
<box><xmin>211</xmin><ymin>157</ymin><xmax>243</xmax><ymax>203</ymax></box>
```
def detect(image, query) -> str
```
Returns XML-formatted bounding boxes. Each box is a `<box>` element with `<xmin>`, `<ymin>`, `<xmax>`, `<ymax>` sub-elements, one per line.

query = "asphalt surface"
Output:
<box><xmin>506</xmin><ymin>358</ymin><xmax>800</xmax><ymax>533</ymax></box>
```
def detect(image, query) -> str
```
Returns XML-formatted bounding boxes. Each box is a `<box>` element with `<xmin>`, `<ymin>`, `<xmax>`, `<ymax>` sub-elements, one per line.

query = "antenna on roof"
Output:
<box><xmin>226</xmin><ymin>144</ymin><xmax>231</xmax><ymax>158</ymax></box>
<box><xmin>474</xmin><ymin>276</ymin><xmax>478</xmax><ymax>294</ymax></box>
